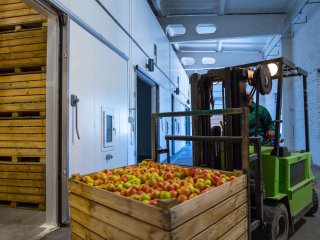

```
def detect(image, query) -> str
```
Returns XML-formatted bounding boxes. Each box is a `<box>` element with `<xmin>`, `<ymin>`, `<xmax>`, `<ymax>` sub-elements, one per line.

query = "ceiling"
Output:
<box><xmin>148</xmin><ymin>0</ymin><xmax>303</xmax><ymax>76</ymax></box>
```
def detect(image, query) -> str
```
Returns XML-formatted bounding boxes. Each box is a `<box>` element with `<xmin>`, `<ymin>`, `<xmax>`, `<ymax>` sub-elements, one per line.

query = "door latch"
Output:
<box><xmin>71</xmin><ymin>94</ymin><xmax>80</xmax><ymax>140</ymax></box>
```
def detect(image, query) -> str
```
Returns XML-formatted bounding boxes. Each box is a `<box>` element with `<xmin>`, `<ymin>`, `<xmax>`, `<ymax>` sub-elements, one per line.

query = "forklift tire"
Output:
<box><xmin>306</xmin><ymin>189</ymin><xmax>319</xmax><ymax>216</ymax></box>
<box><xmin>256</xmin><ymin>201</ymin><xmax>289</xmax><ymax>240</ymax></box>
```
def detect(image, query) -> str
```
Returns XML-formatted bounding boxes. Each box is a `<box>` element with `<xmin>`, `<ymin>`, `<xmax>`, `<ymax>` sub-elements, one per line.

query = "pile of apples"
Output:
<box><xmin>73</xmin><ymin>161</ymin><xmax>237</xmax><ymax>206</ymax></box>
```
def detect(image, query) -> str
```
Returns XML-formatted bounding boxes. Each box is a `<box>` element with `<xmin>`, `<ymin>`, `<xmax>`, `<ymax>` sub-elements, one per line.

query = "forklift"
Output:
<box><xmin>189</xmin><ymin>58</ymin><xmax>318</xmax><ymax>240</ymax></box>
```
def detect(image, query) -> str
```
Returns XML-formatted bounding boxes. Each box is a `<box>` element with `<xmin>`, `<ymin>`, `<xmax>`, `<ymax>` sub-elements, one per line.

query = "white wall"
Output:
<box><xmin>282</xmin><ymin>5</ymin><xmax>320</xmax><ymax>165</ymax></box>
<box><xmin>55</xmin><ymin>0</ymin><xmax>190</xmax><ymax>174</ymax></box>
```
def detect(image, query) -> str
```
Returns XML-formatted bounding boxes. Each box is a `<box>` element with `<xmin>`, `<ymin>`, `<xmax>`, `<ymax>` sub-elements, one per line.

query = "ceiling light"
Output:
<box><xmin>181</xmin><ymin>57</ymin><xmax>195</xmax><ymax>66</ymax></box>
<box><xmin>196</xmin><ymin>24</ymin><xmax>217</xmax><ymax>35</ymax></box>
<box><xmin>202</xmin><ymin>57</ymin><xmax>216</xmax><ymax>65</ymax></box>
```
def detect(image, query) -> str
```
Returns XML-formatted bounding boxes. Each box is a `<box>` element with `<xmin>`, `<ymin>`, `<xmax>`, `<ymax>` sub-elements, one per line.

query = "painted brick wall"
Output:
<box><xmin>289</xmin><ymin>5</ymin><xmax>320</xmax><ymax>165</ymax></box>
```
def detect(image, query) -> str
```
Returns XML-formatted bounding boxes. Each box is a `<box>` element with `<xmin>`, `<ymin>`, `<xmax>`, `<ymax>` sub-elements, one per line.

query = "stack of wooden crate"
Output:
<box><xmin>0</xmin><ymin>0</ymin><xmax>47</xmax><ymax>210</ymax></box>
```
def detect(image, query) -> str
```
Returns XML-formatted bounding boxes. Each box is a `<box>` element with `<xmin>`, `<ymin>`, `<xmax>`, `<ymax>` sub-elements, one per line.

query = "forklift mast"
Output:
<box><xmin>190</xmin><ymin>57</ymin><xmax>309</xmax><ymax>170</ymax></box>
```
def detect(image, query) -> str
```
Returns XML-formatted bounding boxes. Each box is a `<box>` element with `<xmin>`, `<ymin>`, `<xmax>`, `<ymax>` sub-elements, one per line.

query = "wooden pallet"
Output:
<box><xmin>0</xmin><ymin>118</ymin><xmax>46</xmax><ymax>163</ymax></box>
<box><xmin>0</xmin><ymin>162</ymin><xmax>45</xmax><ymax>210</ymax></box>
<box><xmin>69</xmin><ymin>170</ymin><xmax>248</xmax><ymax>240</ymax></box>
<box><xmin>0</xmin><ymin>1</ymin><xmax>46</xmax><ymax>31</ymax></box>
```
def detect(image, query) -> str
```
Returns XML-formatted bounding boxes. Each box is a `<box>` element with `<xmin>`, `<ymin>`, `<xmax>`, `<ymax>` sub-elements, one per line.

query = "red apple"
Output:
<box><xmin>177</xmin><ymin>195</ymin><xmax>188</xmax><ymax>203</ymax></box>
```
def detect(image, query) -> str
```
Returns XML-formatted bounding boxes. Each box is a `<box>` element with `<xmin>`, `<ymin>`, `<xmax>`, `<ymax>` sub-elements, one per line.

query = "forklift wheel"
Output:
<box><xmin>256</xmin><ymin>201</ymin><xmax>289</xmax><ymax>240</ymax></box>
<box><xmin>306</xmin><ymin>189</ymin><xmax>319</xmax><ymax>216</ymax></box>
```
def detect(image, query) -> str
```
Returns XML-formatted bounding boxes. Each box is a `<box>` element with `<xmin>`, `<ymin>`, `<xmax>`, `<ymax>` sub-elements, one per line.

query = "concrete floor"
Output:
<box><xmin>2</xmin><ymin>145</ymin><xmax>319</xmax><ymax>240</ymax></box>
<box><xmin>0</xmin><ymin>207</ymin><xmax>53</xmax><ymax>240</ymax></box>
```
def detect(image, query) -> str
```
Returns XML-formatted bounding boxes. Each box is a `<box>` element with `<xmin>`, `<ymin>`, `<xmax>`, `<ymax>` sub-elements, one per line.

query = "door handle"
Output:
<box><xmin>71</xmin><ymin>94</ymin><xmax>80</xmax><ymax>140</ymax></box>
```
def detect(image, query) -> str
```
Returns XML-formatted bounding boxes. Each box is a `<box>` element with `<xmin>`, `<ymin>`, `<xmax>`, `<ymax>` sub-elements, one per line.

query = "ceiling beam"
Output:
<box><xmin>178</xmin><ymin>51</ymin><xmax>263</xmax><ymax>70</ymax></box>
<box><xmin>159</xmin><ymin>14</ymin><xmax>286</xmax><ymax>43</ymax></box>
<box><xmin>220</xmin><ymin>0</ymin><xmax>225</xmax><ymax>15</ymax></box>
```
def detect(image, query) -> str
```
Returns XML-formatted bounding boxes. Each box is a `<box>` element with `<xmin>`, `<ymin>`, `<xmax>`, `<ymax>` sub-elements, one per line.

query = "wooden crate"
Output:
<box><xmin>0</xmin><ymin>0</ymin><xmax>46</xmax><ymax>30</ymax></box>
<box><xmin>69</xmin><ymin>170</ymin><xmax>248</xmax><ymax>240</ymax></box>
<box><xmin>0</xmin><ymin>162</ymin><xmax>45</xmax><ymax>210</ymax></box>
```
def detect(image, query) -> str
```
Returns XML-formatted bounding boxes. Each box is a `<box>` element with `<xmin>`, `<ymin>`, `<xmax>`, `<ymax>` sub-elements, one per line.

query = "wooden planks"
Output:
<box><xmin>0</xmin><ymin>163</ymin><xmax>46</xmax><ymax>210</ymax></box>
<box><xmin>69</xmin><ymin>169</ymin><xmax>248</xmax><ymax>240</ymax></box>
<box><xmin>0</xmin><ymin>1</ymin><xmax>47</xmax><ymax>211</ymax></box>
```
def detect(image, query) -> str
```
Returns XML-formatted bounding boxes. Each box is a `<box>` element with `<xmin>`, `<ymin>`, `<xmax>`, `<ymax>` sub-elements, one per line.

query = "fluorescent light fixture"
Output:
<box><xmin>202</xmin><ymin>57</ymin><xmax>216</xmax><ymax>65</ymax></box>
<box><xmin>181</xmin><ymin>57</ymin><xmax>195</xmax><ymax>66</ymax></box>
<box><xmin>196</xmin><ymin>24</ymin><xmax>217</xmax><ymax>35</ymax></box>
<box><xmin>166</xmin><ymin>24</ymin><xmax>186</xmax><ymax>37</ymax></box>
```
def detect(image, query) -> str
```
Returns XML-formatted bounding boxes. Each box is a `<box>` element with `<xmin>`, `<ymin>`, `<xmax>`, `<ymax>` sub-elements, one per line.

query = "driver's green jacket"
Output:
<box><xmin>249</xmin><ymin>102</ymin><xmax>275</xmax><ymax>139</ymax></box>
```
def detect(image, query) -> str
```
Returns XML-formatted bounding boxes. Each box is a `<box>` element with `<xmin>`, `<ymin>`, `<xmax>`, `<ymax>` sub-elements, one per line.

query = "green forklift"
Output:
<box><xmin>189</xmin><ymin>58</ymin><xmax>318</xmax><ymax>239</ymax></box>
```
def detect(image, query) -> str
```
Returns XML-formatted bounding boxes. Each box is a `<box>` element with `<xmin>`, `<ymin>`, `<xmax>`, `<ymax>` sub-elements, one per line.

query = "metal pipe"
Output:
<box><xmin>165</xmin><ymin>135</ymin><xmax>243</xmax><ymax>142</ymax></box>
<box><xmin>303</xmin><ymin>75</ymin><xmax>310</xmax><ymax>151</ymax></box>
<box><xmin>273</xmin><ymin>66</ymin><xmax>284</xmax><ymax>156</ymax></box>
<box><xmin>153</xmin><ymin>108</ymin><xmax>243</xmax><ymax>118</ymax></box>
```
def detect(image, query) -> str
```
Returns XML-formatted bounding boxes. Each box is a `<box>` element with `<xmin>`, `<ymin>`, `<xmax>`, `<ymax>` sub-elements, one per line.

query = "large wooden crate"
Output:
<box><xmin>0</xmin><ymin>162</ymin><xmax>45</xmax><ymax>210</ymax></box>
<box><xmin>69</xmin><ymin>170</ymin><xmax>248</xmax><ymax>240</ymax></box>
<box><xmin>0</xmin><ymin>0</ymin><xmax>47</xmax><ymax>210</ymax></box>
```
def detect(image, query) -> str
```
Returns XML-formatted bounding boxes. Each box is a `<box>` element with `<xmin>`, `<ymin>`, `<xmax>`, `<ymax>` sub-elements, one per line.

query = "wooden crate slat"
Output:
<box><xmin>0</xmin><ymin>87</ymin><xmax>45</xmax><ymax>96</ymax></box>
<box><xmin>217</xmin><ymin>218</ymin><xmax>248</xmax><ymax>240</ymax></box>
<box><xmin>0</xmin><ymin>28</ymin><xmax>46</xmax><ymax>41</ymax></box>
<box><xmin>0</xmin><ymin>186</ymin><xmax>45</xmax><ymax>195</ymax></box>
<box><xmin>0</xmin><ymin>102</ymin><xmax>46</xmax><ymax>112</ymax></box>
<box><xmin>0</xmin><ymin>148</ymin><xmax>45</xmax><ymax>156</ymax></box>
<box><xmin>0</xmin><ymin>141</ymin><xmax>45</xmax><ymax>149</ymax></box>
<box><xmin>170</xmin><ymin>174</ymin><xmax>247</xmax><ymax>228</ymax></box>
<box><xmin>0</xmin><ymin>163</ymin><xmax>45</xmax><ymax>172</ymax></box>
<box><xmin>0</xmin><ymin>43</ymin><xmax>46</xmax><ymax>54</ymax></box>
<box><xmin>0</xmin><ymin>35</ymin><xmax>46</xmax><ymax>47</ymax></box>
<box><xmin>0</xmin><ymin>171</ymin><xmax>45</xmax><ymax>180</ymax></box>
<box><xmin>172</xmin><ymin>189</ymin><xmax>247</xmax><ymax>239</ymax></box>
<box><xmin>71</xmin><ymin>220</ymin><xmax>107</xmax><ymax>240</ymax></box>
<box><xmin>0</xmin><ymin>179</ymin><xmax>45</xmax><ymax>187</ymax></box>
<box><xmin>0</xmin><ymin>0</ymin><xmax>22</xmax><ymax>5</ymax></box>
<box><xmin>0</xmin><ymin>73</ymin><xmax>45</xmax><ymax>83</ymax></box>
<box><xmin>68</xmin><ymin>180</ymin><xmax>172</xmax><ymax>231</ymax></box>
<box><xmin>0</xmin><ymin>126</ymin><xmax>45</xmax><ymax>134</ymax></box>
<box><xmin>0</xmin><ymin>3</ymin><xmax>28</xmax><ymax>12</ymax></box>
<box><xmin>0</xmin><ymin>192</ymin><xmax>45</xmax><ymax>203</ymax></box>
<box><xmin>69</xmin><ymin>193</ymin><xmax>170</xmax><ymax>240</ymax></box>
<box><xmin>0</xmin><ymin>50</ymin><xmax>46</xmax><ymax>61</ymax></box>
<box><xmin>0</xmin><ymin>133</ymin><xmax>45</xmax><ymax>141</ymax></box>
<box><xmin>192</xmin><ymin>204</ymin><xmax>247</xmax><ymax>240</ymax></box>
<box><xmin>0</xmin><ymin>80</ymin><xmax>45</xmax><ymax>89</ymax></box>
<box><xmin>70</xmin><ymin>207</ymin><xmax>139</xmax><ymax>240</ymax></box>
<box><xmin>0</xmin><ymin>14</ymin><xmax>46</xmax><ymax>27</ymax></box>
<box><xmin>238</xmin><ymin>232</ymin><xmax>248</xmax><ymax>240</ymax></box>
<box><xmin>0</xmin><ymin>57</ymin><xmax>46</xmax><ymax>68</ymax></box>
<box><xmin>71</xmin><ymin>233</ymin><xmax>84</xmax><ymax>240</ymax></box>
<box><xmin>0</xmin><ymin>8</ymin><xmax>39</xmax><ymax>19</ymax></box>
<box><xmin>0</xmin><ymin>119</ymin><xmax>45</xmax><ymax>127</ymax></box>
<box><xmin>0</xmin><ymin>95</ymin><xmax>46</xmax><ymax>104</ymax></box>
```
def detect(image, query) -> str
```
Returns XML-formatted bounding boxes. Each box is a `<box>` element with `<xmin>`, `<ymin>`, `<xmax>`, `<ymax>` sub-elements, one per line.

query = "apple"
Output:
<box><xmin>94</xmin><ymin>179</ymin><xmax>104</xmax><ymax>186</ymax></box>
<box><xmin>169</xmin><ymin>190</ymin><xmax>178</xmax><ymax>198</ymax></box>
<box><xmin>127</xmin><ymin>187</ymin><xmax>137</xmax><ymax>196</ymax></box>
<box><xmin>160</xmin><ymin>191</ymin><xmax>171</xmax><ymax>199</ymax></box>
<box><xmin>164</xmin><ymin>171</ymin><xmax>174</xmax><ymax>180</ymax></box>
<box><xmin>204</xmin><ymin>179</ymin><xmax>212</xmax><ymax>187</ymax></box>
<box><xmin>195</xmin><ymin>181</ymin><xmax>205</xmax><ymax>191</ymax></box>
<box><xmin>149</xmin><ymin>199</ymin><xmax>158</xmax><ymax>206</ymax></box>
<box><xmin>140</xmin><ymin>184</ymin><xmax>149</xmax><ymax>192</ymax></box>
<box><xmin>229</xmin><ymin>176</ymin><xmax>237</xmax><ymax>181</ymax></box>
<box><xmin>131</xmin><ymin>194</ymin><xmax>141</xmax><ymax>200</ymax></box>
<box><xmin>189</xmin><ymin>193</ymin><xmax>198</xmax><ymax>199</ymax></box>
<box><xmin>177</xmin><ymin>195</ymin><xmax>188</xmax><ymax>203</ymax></box>
<box><xmin>165</xmin><ymin>184</ymin><xmax>175</xmax><ymax>191</ymax></box>
<box><xmin>139</xmin><ymin>193</ymin><xmax>151</xmax><ymax>202</ymax></box>
<box><xmin>193</xmin><ymin>188</ymin><xmax>201</xmax><ymax>195</ymax></box>
<box><xmin>106</xmin><ymin>183</ymin><xmax>115</xmax><ymax>191</ymax></box>
<box><xmin>178</xmin><ymin>186</ymin><xmax>191</xmax><ymax>196</ymax></box>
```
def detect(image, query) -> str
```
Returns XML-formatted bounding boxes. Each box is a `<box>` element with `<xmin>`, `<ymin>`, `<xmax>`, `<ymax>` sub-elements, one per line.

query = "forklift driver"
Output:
<box><xmin>246</xmin><ymin>93</ymin><xmax>275</xmax><ymax>143</ymax></box>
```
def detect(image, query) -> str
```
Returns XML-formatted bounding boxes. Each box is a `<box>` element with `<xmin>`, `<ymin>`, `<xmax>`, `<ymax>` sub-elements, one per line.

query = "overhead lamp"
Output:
<box><xmin>267</xmin><ymin>63</ymin><xmax>278</xmax><ymax>76</ymax></box>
